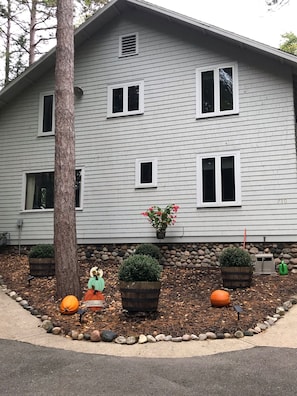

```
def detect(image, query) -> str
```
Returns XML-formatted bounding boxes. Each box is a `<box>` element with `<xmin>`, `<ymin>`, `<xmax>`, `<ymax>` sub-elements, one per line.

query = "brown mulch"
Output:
<box><xmin>1</xmin><ymin>252</ymin><xmax>297</xmax><ymax>338</ymax></box>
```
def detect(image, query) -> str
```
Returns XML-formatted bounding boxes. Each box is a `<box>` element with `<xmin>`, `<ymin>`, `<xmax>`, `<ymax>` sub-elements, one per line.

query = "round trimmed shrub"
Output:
<box><xmin>29</xmin><ymin>244</ymin><xmax>54</xmax><ymax>258</ymax></box>
<box><xmin>219</xmin><ymin>247</ymin><xmax>252</xmax><ymax>267</ymax></box>
<box><xmin>134</xmin><ymin>243</ymin><xmax>161</xmax><ymax>261</ymax></box>
<box><xmin>118</xmin><ymin>254</ymin><xmax>162</xmax><ymax>282</ymax></box>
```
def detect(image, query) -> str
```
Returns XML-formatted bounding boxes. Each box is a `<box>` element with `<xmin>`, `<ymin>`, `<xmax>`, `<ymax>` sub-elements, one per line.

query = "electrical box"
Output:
<box><xmin>254</xmin><ymin>254</ymin><xmax>275</xmax><ymax>275</ymax></box>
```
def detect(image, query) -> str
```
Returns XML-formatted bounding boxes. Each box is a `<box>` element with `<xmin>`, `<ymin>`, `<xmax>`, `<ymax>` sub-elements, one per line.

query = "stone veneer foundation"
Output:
<box><xmin>76</xmin><ymin>242</ymin><xmax>297</xmax><ymax>270</ymax></box>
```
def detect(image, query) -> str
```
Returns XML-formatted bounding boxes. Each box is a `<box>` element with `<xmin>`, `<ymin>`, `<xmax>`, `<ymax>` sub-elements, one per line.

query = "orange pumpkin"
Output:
<box><xmin>210</xmin><ymin>290</ymin><xmax>230</xmax><ymax>307</ymax></box>
<box><xmin>60</xmin><ymin>295</ymin><xmax>79</xmax><ymax>315</ymax></box>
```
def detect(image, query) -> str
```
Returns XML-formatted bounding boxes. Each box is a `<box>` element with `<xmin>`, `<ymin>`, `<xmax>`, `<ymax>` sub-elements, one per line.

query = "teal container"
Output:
<box><xmin>279</xmin><ymin>261</ymin><xmax>288</xmax><ymax>275</ymax></box>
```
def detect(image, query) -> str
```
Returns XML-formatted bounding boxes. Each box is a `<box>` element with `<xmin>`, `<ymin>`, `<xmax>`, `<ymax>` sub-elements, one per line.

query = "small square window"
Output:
<box><xmin>39</xmin><ymin>92</ymin><xmax>55</xmax><ymax>135</ymax></box>
<box><xmin>107</xmin><ymin>81</ymin><xmax>144</xmax><ymax>118</ymax></box>
<box><xmin>135</xmin><ymin>159</ymin><xmax>157</xmax><ymax>188</ymax></box>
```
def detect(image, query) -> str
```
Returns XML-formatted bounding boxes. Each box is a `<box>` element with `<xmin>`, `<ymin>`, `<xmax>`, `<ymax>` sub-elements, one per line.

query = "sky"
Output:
<box><xmin>149</xmin><ymin>0</ymin><xmax>297</xmax><ymax>48</ymax></box>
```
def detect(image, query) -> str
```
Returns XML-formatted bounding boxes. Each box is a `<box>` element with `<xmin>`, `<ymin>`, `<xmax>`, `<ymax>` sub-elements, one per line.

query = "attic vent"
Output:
<box><xmin>119</xmin><ymin>33</ymin><xmax>138</xmax><ymax>57</ymax></box>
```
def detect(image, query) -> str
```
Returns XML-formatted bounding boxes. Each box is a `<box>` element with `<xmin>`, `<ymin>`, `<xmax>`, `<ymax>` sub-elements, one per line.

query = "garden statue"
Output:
<box><xmin>83</xmin><ymin>266</ymin><xmax>105</xmax><ymax>311</ymax></box>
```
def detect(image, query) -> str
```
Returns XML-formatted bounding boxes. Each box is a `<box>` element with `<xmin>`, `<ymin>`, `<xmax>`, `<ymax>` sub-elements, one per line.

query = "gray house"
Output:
<box><xmin>1</xmin><ymin>0</ymin><xmax>297</xmax><ymax>246</ymax></box>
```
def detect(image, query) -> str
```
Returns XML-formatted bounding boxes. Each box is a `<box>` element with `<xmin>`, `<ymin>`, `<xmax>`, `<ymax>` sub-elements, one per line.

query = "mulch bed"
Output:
<box><xmin>1</xmin><ymin>252</ymin><xmax>297</xmax><ymax>337</ymax></box>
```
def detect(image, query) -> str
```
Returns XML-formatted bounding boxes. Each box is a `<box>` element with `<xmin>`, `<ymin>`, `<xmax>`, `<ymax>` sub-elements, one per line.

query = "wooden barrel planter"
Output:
<box><xmin>29</xmin><ymin>258</ymin><xmax>55</xmax><ymax>277</ymax></box>
<box><xmin>119</xmin><ymin>281</ymin><xmax>161</xmax><ymax>312</ymax></box>
<box><xmin>221</xmin><ymin>267</ymin><xmax>253</xmax><ymax>288</ymax></box>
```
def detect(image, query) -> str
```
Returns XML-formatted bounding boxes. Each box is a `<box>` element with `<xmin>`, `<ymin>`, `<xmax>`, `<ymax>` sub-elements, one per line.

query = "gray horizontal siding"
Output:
<box><xmin>1</xmin><ymin>10</ymin><xmax>297</xmax><ymax>244</ymax></box>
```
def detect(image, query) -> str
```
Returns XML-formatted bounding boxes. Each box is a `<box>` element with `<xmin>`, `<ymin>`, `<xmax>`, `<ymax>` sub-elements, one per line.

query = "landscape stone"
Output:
<box><xmin>126</xmin><ymin>336</ymin><xmax>137</xmax><ymax>345</ymax></box>
<box><xmin>90</xmin><ymin>330</ymin><xmax>101</xmax><ymax>342</ymax></box>
<box><xmin>115</xmin><ymin>336</ymin><xmax>127</xmax><ymax>344</ymax></box>
<box><xmin>234</xmin><ymin>330</ymin><xmax>244</xmax><ymax>338</ymax></box>
<box><xmin>138</xmin><ymin>334</ymin><xmax>147</xmax><ymax>344</ymax></box>
<box><xmin>100</xmin><ymin>330</ymin><xmax>117</xmax><ymax>342</ymax></box>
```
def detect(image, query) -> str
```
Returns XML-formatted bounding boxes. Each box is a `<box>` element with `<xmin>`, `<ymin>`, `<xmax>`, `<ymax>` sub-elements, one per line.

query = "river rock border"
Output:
<box><xmin>1</xmin><ymin>275</ymin><xmax>297</xmax><ymax>345</ymax></box>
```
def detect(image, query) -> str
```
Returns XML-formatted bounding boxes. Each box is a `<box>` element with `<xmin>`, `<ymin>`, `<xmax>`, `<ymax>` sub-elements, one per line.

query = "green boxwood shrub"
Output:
<box><xmin>219</xmin><ymin>247</ymin><xmax>252</xmax><ymax>267</ymax></box>
<box><xmin>118</xmin><ymin>254</ymin><xmax>162</xmax><ymax>282</ymax></box>
<box><xmin>29</xmin><ymin>244</ymin><xmax>54</xmax><ymax>258</ymax></box>
<box><xmin>134</xmin><ymin>243</ymin><xmax>161</xmax><ymax>261</ymax></box>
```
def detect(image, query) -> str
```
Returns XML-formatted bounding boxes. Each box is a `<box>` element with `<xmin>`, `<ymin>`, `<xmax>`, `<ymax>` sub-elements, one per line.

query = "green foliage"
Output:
<box><xmin>280</xmin><ymin>32</ymin><xmax>297</xmax><ymax>55</ymax></box>
<box><xmin>118</xmin><ymin>254</ymin><xmax>162</xmax><ymax>282</ymax></box>
<box><xmin>29</xmin><ymin>244</ymin><xmax>54</xmax><ymax>258</ymax></box>
<box><xmin>135</xmin><ymin>244</ymin><xmax>161</xmax><ymax>261</ymax></box>
<box><xmin>219</xmin><ymin>247</ymin><xmax>252</xmax><ymax>267</ymax></box>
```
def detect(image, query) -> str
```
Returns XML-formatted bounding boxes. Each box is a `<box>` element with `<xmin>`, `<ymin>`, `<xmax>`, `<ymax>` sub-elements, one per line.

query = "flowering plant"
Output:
<box><xmin>141</xmin><ymin>204</ymin><xmax>180</xmax><ymax>231</ymax></box>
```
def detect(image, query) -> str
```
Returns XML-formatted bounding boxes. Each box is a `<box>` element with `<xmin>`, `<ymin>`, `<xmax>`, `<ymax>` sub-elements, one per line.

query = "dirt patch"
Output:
<box><xmin>1</xmin><ymin>253</ymin><xmax>297</xmax><ymax>337</ymax></box>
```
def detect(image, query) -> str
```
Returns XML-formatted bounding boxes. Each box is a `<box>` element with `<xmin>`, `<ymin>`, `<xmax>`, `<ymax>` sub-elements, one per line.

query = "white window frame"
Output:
<box><xmin>196</xmin><ymin>64</ymin><xmax>239</xmax><ymax>119</ymax></box>
<box><xmin>135</xmin><ymin>158</ymin><xmax>158</xmax><ymax>188</ymax></box>
<box><xmin>119</xmin><ymin>32</ymin><xmax>139</xmax><ymax>57</ymax></box>
<box><xmin>107</xmin><ymin>81</ymin><xmax>144</xmax><ymax>118</ymax></box>
<box><xmin>22</xmin><ymin>168</ymin><xmax>84</xmax><ymax>212</ymax></box>
<box><xmin>197</xmin><ymin>151</ymin><xmax>241</xmax><ymax>207</ymax></box>
<box><xmin>38</xmin><ymin>91</ymin><xmax>55</xmax><ymax>136</ymax></box>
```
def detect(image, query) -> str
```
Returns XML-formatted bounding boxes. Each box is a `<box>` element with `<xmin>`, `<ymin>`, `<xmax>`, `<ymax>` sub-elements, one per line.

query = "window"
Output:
<box><xmin>135</xmin><ymin>159</ymin><xmax>157</xmax><ymax>188</ymax></box>
<box><xmin>196</xmin><ymin>64</ymin><xmax>238</xmax><ymax>118</ymax></box>
<box><xmin>119</xmin><ymin>33</ymin><xmax>138</xmax><ymax>57</ymax></box>
<box><xmin>197</xmin><ymin>152</ymin><xmax>241</xmax><ymax>207</ymax></box>
<box><xmin>107</xmin><ymin>81</ymin><xmax>144</xmax><ymax>117</ymax></box>
<box><xmin>39</xmin><ymin>92</ymin><xmax>54</xmax><ymax>135</ymax></box>
<box><xmin>24</xmin><ymin>169</ymin><xmax>83</xmax><ymax>210</ymax></box>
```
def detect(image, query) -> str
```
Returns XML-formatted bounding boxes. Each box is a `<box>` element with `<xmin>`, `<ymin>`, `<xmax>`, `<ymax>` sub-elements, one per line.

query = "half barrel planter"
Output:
<box><xmin>119</xmin><ymin>281</ymin><xmax>161</xmax><ymax>312</ymax></box>
<box><xmin>221</xmin><ymin>266</ymin><xmax>253</xmax><ymax>288</ymax></box>
<box><xmin>29</xmin><ymin>258</ymin><xmax>55</xmax><ymax>277</ymax></box>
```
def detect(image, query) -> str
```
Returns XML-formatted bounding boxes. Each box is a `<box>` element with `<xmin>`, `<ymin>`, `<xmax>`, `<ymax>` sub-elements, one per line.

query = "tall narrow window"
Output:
<box><xmin>196</xmin><ymin>64</ymin><xmax>238</xmax><ymax>118</ymax></box>
<box><xmin>108</xmin><ymin>81</ymin><xmax>144</xmax><ymax>117</ymax></box>
<box><xmin>135</xmin><ymin>159</ymin><xmax>157</xmax><ymax>188</ymax></box>
<box><xmin>197</xmin><ymin>152</ymin><xmax>241</xmax><ymax>207</ymax></box>
<box><xmin>39</xmin><ymin>92</ymin><xmax>54</xmax><ymax>135</ymax></box>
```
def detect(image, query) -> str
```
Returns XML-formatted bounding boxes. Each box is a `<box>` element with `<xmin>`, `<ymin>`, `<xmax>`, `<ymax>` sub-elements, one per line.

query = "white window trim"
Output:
<box><xmin>119</xmin><ymin>32</ymin><xmax>139</xmax><ymax>57</ymax></box>
<box><xmin>107</xmin><ymin>81</ymin><xmax>144</xmax><ymax>118</ymax></box>
<box><xmin>38</xmin><ymin>91</ymin><xmax>55</xmax><ymax>136</ymax></box>
<box><xmin>196</xmin><ymin>63</ymin><xmax>239</xmax><ymax>119</ymax></box>
<box><xmin>197</xmin><ymin>151</ymin><xmax>241</xmax><ymax>207</ymax></box>
<box><xmin>21</xmin><ymin>168</ymin><xmax>84</xmax><ymax>212</ymax></box>
<box><xmin>135</xmin><ymin>158</ymin><xmax>158</xmax><ymax>188</ymax></box>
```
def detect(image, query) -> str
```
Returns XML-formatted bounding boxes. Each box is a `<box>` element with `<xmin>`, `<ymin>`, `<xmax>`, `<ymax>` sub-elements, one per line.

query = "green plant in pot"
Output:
<box><xmin>118</xmin><ymin>254</ymin><xmax>162</xmax><ymax>312</ymax></box>
<box><xmin>134</xmin><ymin>243</ymin><xmax>161</xmax><ymax>262</ymax></box>
<box><xmin>29</xmin><ymin>244</ymin><xmax>55</xmax><ymax>277</ymax></box>
<box><xmin>219</xmin><ymin>246</ymin><xmax>253</xmax><ymax>288</ymax></box>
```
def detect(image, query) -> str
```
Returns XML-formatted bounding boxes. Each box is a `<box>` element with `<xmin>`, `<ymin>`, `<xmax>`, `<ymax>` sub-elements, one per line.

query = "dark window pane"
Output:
<box><xmin>219</xmin><ymin>68</ymin><xmax>233</xmax><ymax>111</ymax></box>
<box><xmin>75</xmin><ymin>170</ymin><xmax>81</xmax><ymax>207</ymax></box>
<box><xmin>128</xmin><ymin>85</ymin><xmax>139</xmax><ymax>111</ymax></box>
<box><xmin>43</xmin><ymin>95</ymin><xmax>53</xmax><ymax>132</ymax></box>
<box><xmin>201</xmin><ymin>71</ymin><xmax>214</xmax><ymax>113</ymax></box>
<box><xmin>202</xmin><ymin>158</ymin><xmax>216</xmax><ymax>202</ymax></box>
<box><xmin>32</xmin><ymin>172</ymin><xmax>54</xmax><ymax>209</ymax></box>
<box><xmin>221</xmin><ymin>156</ymin><xmax>235</xmax><ymax>201</ymax></box>
<box><xmin>112</xmin><ymin>88</ymin><xmax>123</xmax><ymax>113</ymax></box>
<box><xmin>141</xmin><ymin>162</ymin><xmax>152</xmax><ymax>184</ymax></box>
<box><xmin>26</xmin><ymin>170</ymin><xmax>81</xmax><ymax>210</ymax></box>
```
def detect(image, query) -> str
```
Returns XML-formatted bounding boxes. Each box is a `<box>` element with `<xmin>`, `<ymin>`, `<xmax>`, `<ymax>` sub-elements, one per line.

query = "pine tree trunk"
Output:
<box><xmin>54</xmin><ymin>0</ymin><xmax>81</xmax><ymax>299</ymax></box>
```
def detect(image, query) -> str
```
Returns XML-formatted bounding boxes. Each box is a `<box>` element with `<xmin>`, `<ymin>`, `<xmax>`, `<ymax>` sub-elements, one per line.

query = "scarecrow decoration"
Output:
<box><xmin>83</xmin><ymin>266</ymin><xmax>105</xmax><ymax>312</ymax></box>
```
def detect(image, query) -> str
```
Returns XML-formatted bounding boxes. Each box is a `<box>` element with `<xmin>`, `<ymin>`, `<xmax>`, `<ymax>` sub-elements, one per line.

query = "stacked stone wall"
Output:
<box><xmin>76</xmin><ymin>242</ymin><xmax>297</xmax><ymax>270</ymax></box>
<box><xmin>5</xmin><ymin>242</ymin><xmax>297</xmax><ymax>270</ymax></box>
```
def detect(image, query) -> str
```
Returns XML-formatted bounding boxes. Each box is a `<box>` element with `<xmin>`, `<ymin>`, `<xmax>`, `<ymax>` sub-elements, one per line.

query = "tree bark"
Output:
<box><xmin>54</xmin><ymin>0</ymin><xmax>81</xmax><ymax>299</ymax></box>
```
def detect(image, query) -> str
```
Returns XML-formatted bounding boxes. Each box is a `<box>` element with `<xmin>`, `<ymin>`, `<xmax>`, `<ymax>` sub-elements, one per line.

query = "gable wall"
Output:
<box><xmin>0</xmin><ymin>8</ymin><xmax>296</xmax><ymax>244</ymax></box>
